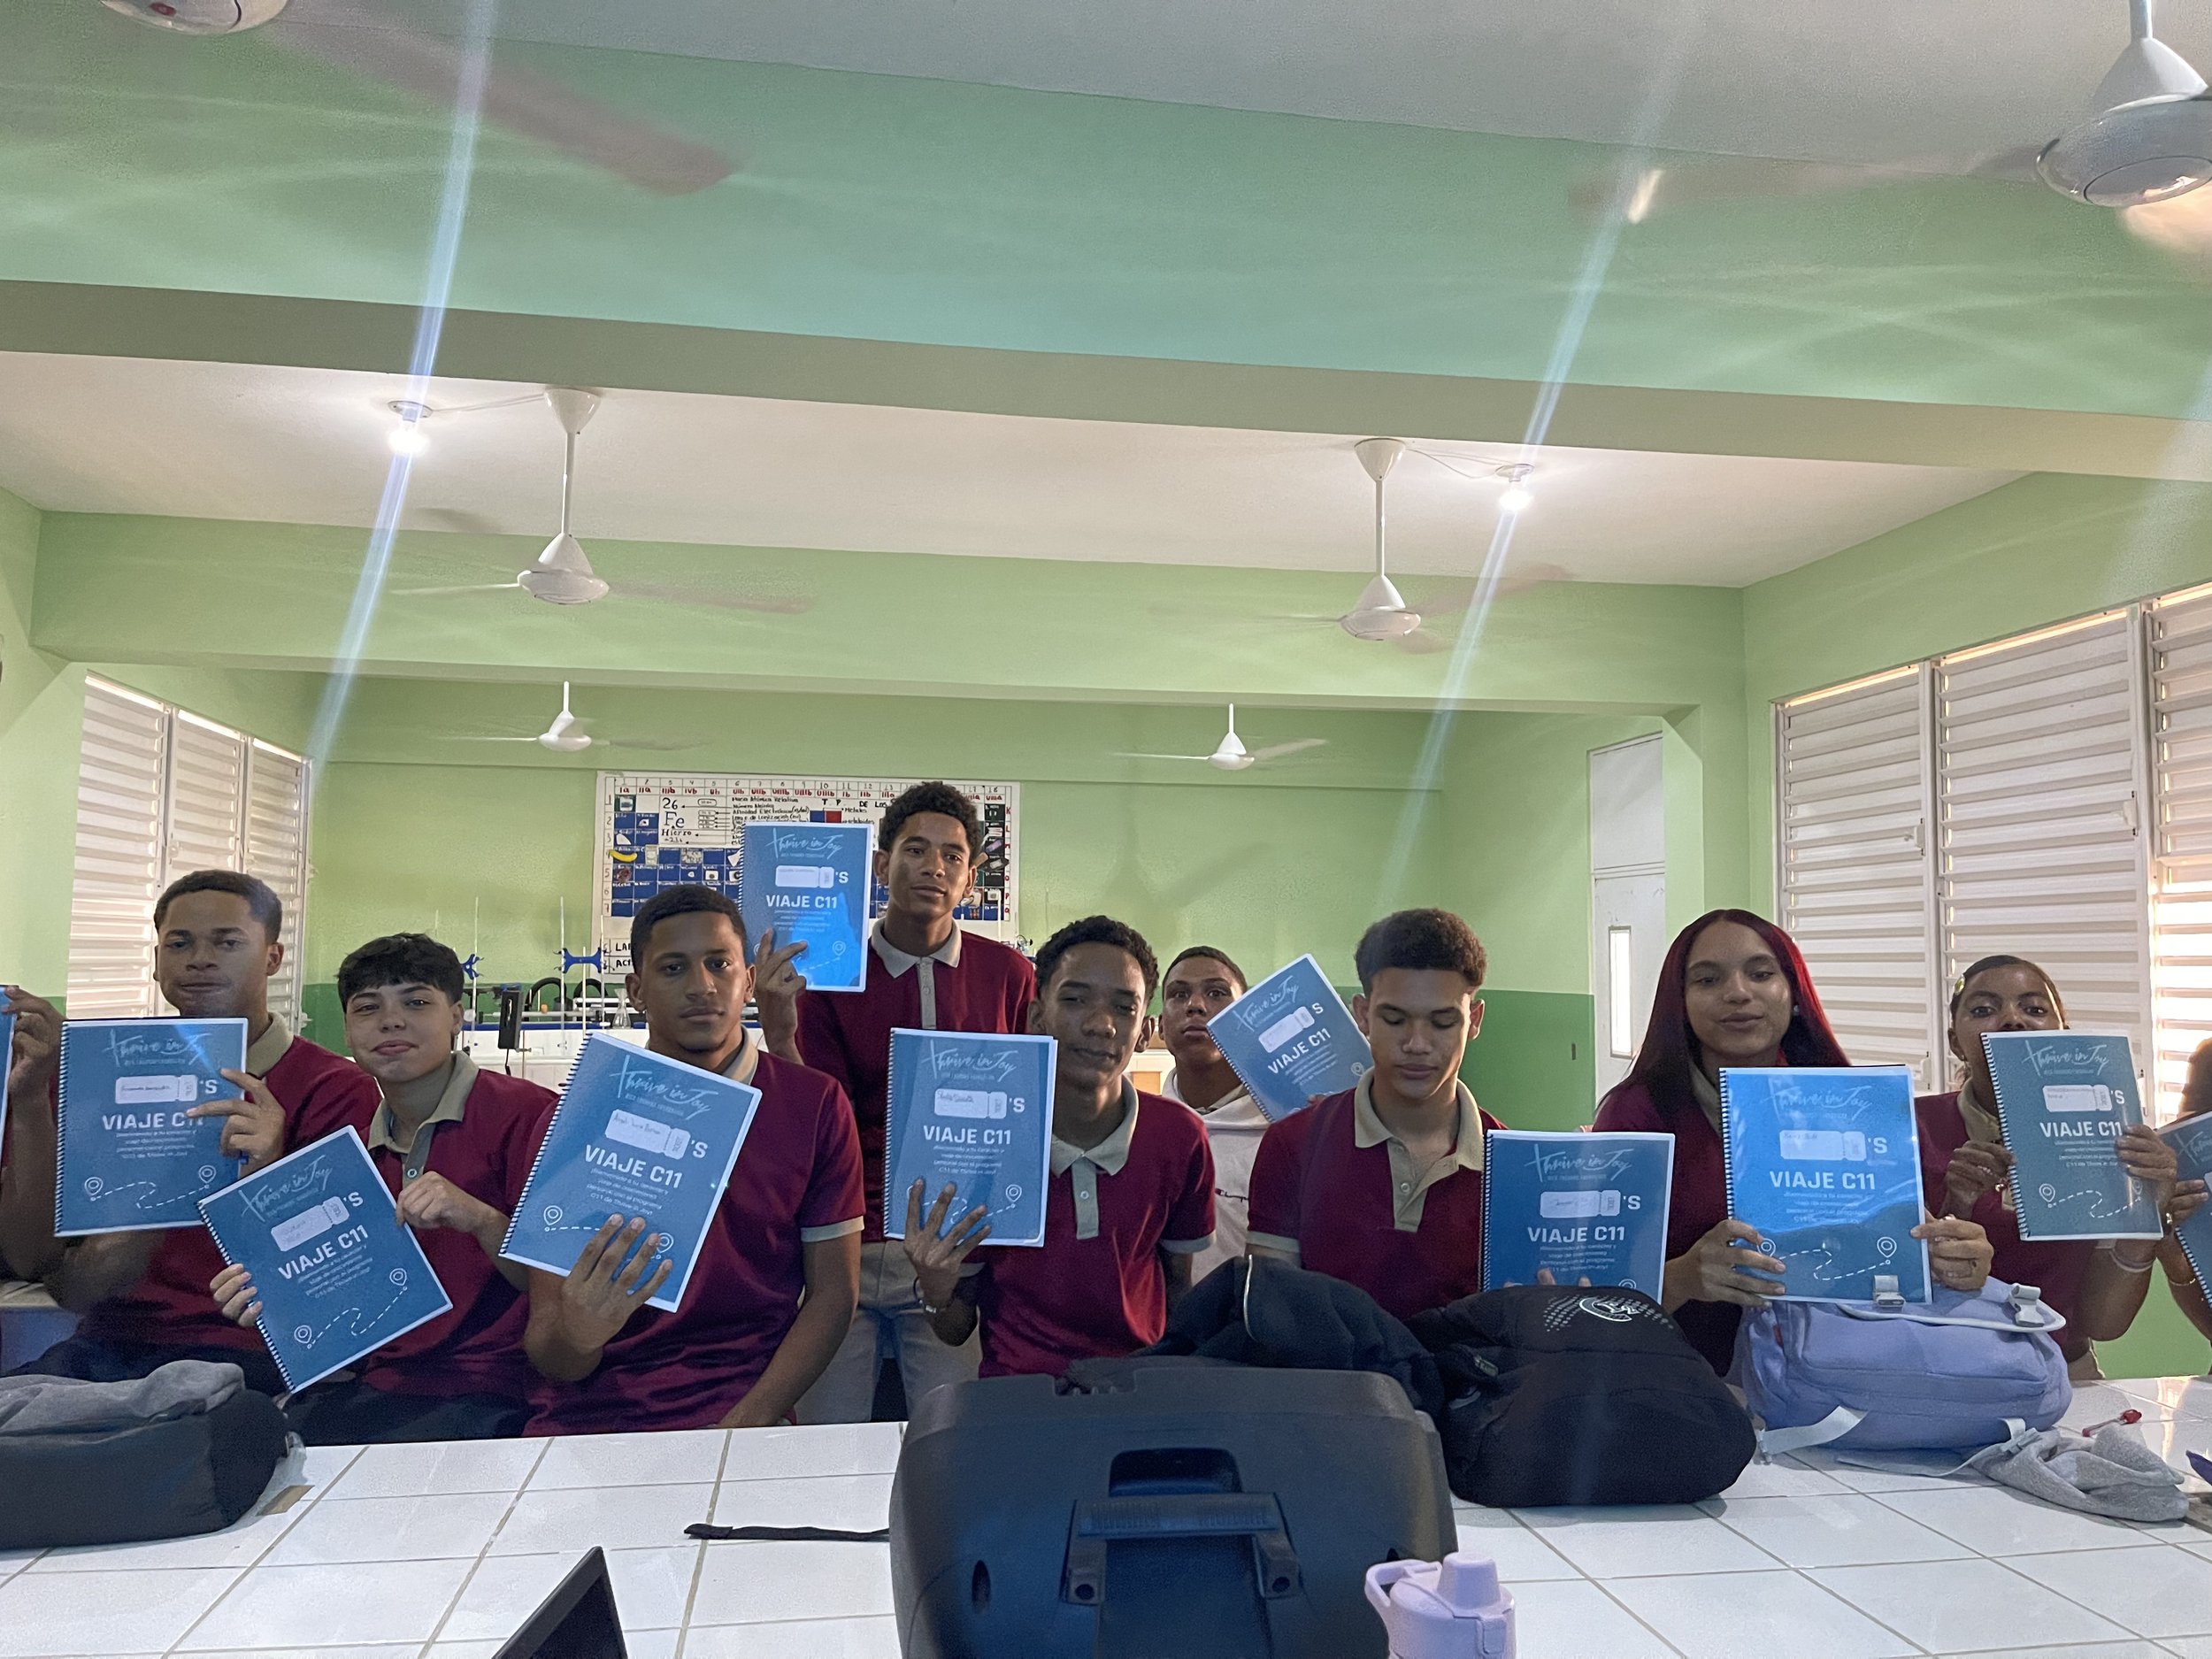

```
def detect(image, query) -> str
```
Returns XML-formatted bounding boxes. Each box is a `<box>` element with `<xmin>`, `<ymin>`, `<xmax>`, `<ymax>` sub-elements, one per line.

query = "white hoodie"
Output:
<box><xmin>1164</xmin><ymin>1069</ymin><xmax>1271</xmax><ymax>1282</ymax></box>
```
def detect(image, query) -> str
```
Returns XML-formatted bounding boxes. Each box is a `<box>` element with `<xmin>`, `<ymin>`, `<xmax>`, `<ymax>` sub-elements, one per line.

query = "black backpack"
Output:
<box><xmin>1407</xmin><ymin>1286</ymin><xmax>1756</xmax><ymax>1508</ymax></box>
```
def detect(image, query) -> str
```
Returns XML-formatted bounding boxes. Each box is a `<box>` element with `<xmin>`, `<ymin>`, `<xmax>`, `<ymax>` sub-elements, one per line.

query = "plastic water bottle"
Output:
<box><xmin>1364</xmin><ymin>1552</ymin><xmax>1516</xmax><ymax>1659</ymax></box>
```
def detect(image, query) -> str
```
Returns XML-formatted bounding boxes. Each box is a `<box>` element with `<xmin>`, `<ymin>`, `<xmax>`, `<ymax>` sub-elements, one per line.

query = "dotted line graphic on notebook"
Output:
<box><xmin>80</xmin><ymin>1167</ymin><xmax>222</xmax><ymax>1215</ymax></box>
<box><xmin>534</xmin><ymin>1206</ymin><xmax>677</xmax><ymax>1254</ymax></box>
<box><xmin>288</xmin><ymin>1269</ymin><xmax>417</xmax><ymax>1352</ymax></box>
<box><xmin>2035</xmin><ymin>1181</ymin><xmax>2141</xmax><ymax>1220</ymax></box>
<box><xmin>1781</xmin><ymin>1232</ymin><xmax>1904</xmax><ymax>1286</ymax></box>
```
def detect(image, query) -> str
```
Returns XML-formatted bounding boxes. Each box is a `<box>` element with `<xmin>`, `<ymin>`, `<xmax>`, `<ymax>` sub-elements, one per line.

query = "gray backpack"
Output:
<box><xmin>0</xmin><ymin>1361</ymin><xmax>289</xmax><ymax>1548</ymax></box>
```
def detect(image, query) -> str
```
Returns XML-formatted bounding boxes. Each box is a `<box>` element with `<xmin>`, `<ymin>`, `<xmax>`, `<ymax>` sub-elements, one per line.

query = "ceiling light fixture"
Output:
<box><xmin>387</xmin><ymin>399</ymin><xmax>432</xmax><ymax>457</ymax></box>
<box><xmin>1495</xmin><ymin>463</ymin><xmax>1535</xmax><ymax>514</ymax></box>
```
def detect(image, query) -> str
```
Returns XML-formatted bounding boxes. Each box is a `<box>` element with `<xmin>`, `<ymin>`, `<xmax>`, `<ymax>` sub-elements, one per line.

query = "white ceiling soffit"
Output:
<box><xmin>286</xmin><ymin>0</ymin><xmax>2212</xmax><ymax>173</ymax></box>
<box><xmin>0</xmin><ymin>352</ymin><xmax>2016</xmax><ymax>587</ymax></box>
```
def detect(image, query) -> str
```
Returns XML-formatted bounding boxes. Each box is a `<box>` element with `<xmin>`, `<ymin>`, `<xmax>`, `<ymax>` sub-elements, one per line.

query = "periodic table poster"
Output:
<box><xmin>595</xmin><ymin>773</ymin><xmax>1021</xmax><ymax>973</ymax></box>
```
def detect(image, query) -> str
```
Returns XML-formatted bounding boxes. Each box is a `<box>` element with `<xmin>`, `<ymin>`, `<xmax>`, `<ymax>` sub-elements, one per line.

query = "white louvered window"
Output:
<box><xmin>2149</xmin><ymin>583</ymin><xmax>2212</xmax><ymax>1117</ymax></box>
<box><xmin>65</xmin><ymin>680</ymin><xmax>170</xmax><ymax>1019</ymax></box>
<box><xmin>64</xmin><ymin>677</ymin><xmax>312</xmax><ymax>1025</ymax></box>
<box><xmin>1777</xmin><ymin>664</ymin><xmax>1942</xmax><ymax>1086</ymax></box>
<box><xmin>1936</xmin><ymin>612</ymin><xmax>2154</xmax><ymax>1091</ymax></box>
<box><xmin>243</xmin><ymin>741</ymin><xmax>311</xmax><ymax>1030</ymax></box>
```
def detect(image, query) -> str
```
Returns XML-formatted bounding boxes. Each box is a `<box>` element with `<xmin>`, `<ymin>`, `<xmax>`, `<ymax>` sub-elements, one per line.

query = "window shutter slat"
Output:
<box><xmin>1778</xmin><ymin>668</ymin><xmax>1941</xmax><ymax>1084</ymax></box>
<box><xmin>1939</xmin><ymin>614</ymin><xmax>2154</xmax><ymax>1095</ymax></box>
<box><xmin>65</xmin><ymin>680</ymin><xmax>167</xmax><ymax>1018</ymax></box>
<box><xmin>2153</xmin><ymin>588</ymin><xmax>2212</xmax><ymax>1117</ymax></box>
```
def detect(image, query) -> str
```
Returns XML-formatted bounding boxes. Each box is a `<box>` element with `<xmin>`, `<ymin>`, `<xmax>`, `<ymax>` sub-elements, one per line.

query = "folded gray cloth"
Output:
<box><xmin>0</xmin><ymin>1361</ymin><xmax>243</xmax><ymax>1434</ymax></box>
<box><xmin>1966</xmin><ymin>1423</ymin><xmax>2189</xmax><ymax>1523</ymax></box>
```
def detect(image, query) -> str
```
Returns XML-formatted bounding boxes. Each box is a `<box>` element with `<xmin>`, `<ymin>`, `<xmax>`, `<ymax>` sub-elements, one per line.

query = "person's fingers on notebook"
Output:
<box><xmin>631</xmin><ymin>1256</ymin><xmax>672</xmax><ymax>1307</ymax></box>
<box><xmin>1944</xmin><ymin>1141</ymin><xmax>2012</xmax><ymax>1211</ymax></box>
<box><xmin>613</xmin><ymin>1229</ymin><xmax>662</xmax><ymax>1295</ymax></box>
<box><xmin>202</xmin><ymin>1070</ymin><xmax>286</xmax><ymax>1172</ymax></box>
<box><xmin>2116</xmin><ymin>1124</ymin><xmax>2180</xmax><ymax>1208</ymax></box>
<box><xmin>210</xmin><ymin>1263</ymin><xmax>258</xmax><ymax>1325</ymax></box>
<box><xmin>1534</xmin><ymin>1268</ymin><xmax>1556</xmax><ymax>1286</ymax></box>
<box><xmin>573</xmin><ymin>1214</ymin><xmax>631</xmax><ymax>1286</ymax></box>
<box><xmin>2169</xmin><ymin>1178</ymin><xmax>2208</xmax><ymax>1227</ymax></box>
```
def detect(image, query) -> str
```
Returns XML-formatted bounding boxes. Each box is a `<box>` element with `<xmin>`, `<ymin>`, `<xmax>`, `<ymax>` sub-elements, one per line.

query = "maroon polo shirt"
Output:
<box><xmin>1916</xmin><ymin>1090</ymin><xmax>2093</xmax><ymax>1351</ymax></box>
<box><xmin>1247</xmin><ymin>1079</ymin><xmax>1503</xmax><ymax>1323</ymax></box>
<box><xmin>79</xmin><ymin>1025</ymin><xmax>380</xmax><ymax>1356</ymax></box>
<box><xmin>972</xmin><ymin>1086</ymin><xmax>1214</xmax><ymax>1380</ymax></box>
<box><xmin>356</xmin><ymin>1062</ymin><xmax>557</xmax><ymax>1401</ymax></box>
<box><xmin>1592</xmin><ymin>1079</ymin><xmax>1737</xmax><ymax>1373</ymax></box>
<box><xmin>795</xmin><ymin>926</ymin><xmax>1035</xmax><ymax>1240</ymax></box>
<box><xmin>526</xmin><ymin>1046</ymin><xmax>864</xmax><ymax>1435</ymax></box>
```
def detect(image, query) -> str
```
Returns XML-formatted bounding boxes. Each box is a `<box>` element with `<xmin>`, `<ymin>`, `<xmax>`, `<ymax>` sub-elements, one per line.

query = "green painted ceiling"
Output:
<box><xmin>6</xmin><ymin>3</ymin><xmax>2211</xmax><ymax>421</ymax></box>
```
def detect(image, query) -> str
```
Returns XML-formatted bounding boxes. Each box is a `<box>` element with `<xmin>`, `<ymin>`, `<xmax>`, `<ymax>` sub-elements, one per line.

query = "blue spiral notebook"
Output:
<box><xmin>198</xmin><ymin>1126</ymin><xmax>453</xmax><ymax>1394</ymax></box>
<box><xmin>882</xmin><ymin>1029</ymin><xmax>1056</xmax><ymax>1248</ymax></box>
<box><xmin>2165</xmin><ymin>1111</ymin><xmax>2212</xmax><ymax>1287</ymax></box>
<box><xmin>1207</xmin><ymin>955</ymin><xmax>1373</xmax><ymax>1124</ymax></box>
<box><xmin>737</xmin><ymin>821</ymin><xmax>872</xmax><ymax>995</ymax></box>
<box><xmin>500</xmin><ymin>1034</ymin><xmax>760</xmax><ymax>1311</ymax></box>
<box><xmin>56</xmin><ymin>1017</ymin><xmax>249</xmax><ymax>1235</ymax></box>
<box><xmin>1981</xmin><ymin>1030</ymin><xmax>2164</xmax><ymax>1241</ymax></box>
<box><xmin>1720</xmin><ymin>1066</ymin><xmax>1931</xmax><ymax>1302</ymax></box>
<box><xmin>1481</xmin><ymin>1130</ymin><xmax>1674</xmax><ymax>1294</ymax></box>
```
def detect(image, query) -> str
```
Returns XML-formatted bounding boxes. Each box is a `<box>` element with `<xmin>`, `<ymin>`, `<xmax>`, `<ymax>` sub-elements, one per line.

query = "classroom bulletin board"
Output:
<box><xmin>594</xmin><ymin>772</ymin><xmax>1021</xmax><ymax>972</ymax></box>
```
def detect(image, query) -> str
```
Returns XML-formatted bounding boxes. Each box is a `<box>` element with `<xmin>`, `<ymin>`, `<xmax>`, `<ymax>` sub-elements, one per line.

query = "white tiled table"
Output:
<box><xmin>0</xmin><ymin>1377</ymin><xmax>2206</xmax><ymax>1659</ymax></box>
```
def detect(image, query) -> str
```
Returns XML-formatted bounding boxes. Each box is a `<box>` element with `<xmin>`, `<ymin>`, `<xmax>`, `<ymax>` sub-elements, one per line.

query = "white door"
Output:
<box><xmin>1591</xmin><ymin>737</ymin><xmax>1666</xmax><ymax>1102</ymax></box>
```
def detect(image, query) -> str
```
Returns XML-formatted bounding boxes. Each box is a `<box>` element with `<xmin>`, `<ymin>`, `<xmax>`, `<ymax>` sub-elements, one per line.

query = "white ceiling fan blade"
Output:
<box><xmin>598</xmin><ymin>736</ymin><xmax>705</xmax><ymax>752</ymax></box>
<box><xmin>1394</xmin><ymin>628</ymin><xmax>1451</xmax><ymax>656</ymax></box>
<box><xmin>1247</xmin><ymin>738</ymin><xmax>1328</xmax><ymax>763</ymax></box>
<box><xmin>1112</xmin><ymin>752</ymin><xmax>1215</xmax><ymax>763</ymax></box>
<box><xmin>273</xmin><ymin>10</ymin><xmax>738</xmax><ymax>195</ymax></box>
<box><xmin>433</xmin><ymin>734</ymin><xmax>544</xmax><ymax>743</ymax></box>
<box><xmin>390</xmin><ymin>581</ymin><xmax>525</xmax><ymax>597</ymax></box>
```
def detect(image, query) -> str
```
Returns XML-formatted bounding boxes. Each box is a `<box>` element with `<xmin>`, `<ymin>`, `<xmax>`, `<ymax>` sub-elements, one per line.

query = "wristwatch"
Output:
<box><xmin>914</xmin><ymin>1278</ymin><xmax>949</xmax><ymax>1317</ymax></box>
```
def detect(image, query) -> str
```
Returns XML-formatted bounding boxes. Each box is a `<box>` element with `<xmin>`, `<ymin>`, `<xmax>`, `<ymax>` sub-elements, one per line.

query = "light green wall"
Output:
<box><xmin>302</xmin><ymin>678</ymin><xmax>1458</xmax><ymax>997</ymax></box>
<box><xmin>0</xmin><ymin>489</ymin><xmax>72</xmax><ymax>994</ymax></box>
<box><xmin>28</xmin><ymin>514</ymin><xmax>1751</xmax><ymax>718</ymax></box>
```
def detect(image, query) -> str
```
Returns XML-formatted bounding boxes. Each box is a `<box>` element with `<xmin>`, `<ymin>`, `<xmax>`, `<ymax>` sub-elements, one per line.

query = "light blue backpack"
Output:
<box><xmin>1732</xmin><ymin>1279</ymin><xmax>2071</xmax><ymax>1453</ymax></box>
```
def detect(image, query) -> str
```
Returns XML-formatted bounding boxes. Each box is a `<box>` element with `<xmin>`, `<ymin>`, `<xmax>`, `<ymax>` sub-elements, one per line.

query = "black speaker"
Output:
<box><xmin>889</xmin><ymin>1366</ymin><xmax>1454</xmax><ymax>1659</ymax></box>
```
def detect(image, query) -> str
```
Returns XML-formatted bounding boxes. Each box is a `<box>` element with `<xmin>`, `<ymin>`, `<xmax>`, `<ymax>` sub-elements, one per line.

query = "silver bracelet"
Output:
<box><xmin>2108</xmin><ymin>1245</ymin><xmax>2157</xmax><ymax>1274</ymax></box>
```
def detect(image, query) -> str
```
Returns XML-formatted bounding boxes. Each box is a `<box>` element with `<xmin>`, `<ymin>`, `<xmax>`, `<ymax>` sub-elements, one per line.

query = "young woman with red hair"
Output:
<box><xmin>1594</xmin><ymin>910</ymin><xmax>1995</xmax><ymax>1374</ymax></box>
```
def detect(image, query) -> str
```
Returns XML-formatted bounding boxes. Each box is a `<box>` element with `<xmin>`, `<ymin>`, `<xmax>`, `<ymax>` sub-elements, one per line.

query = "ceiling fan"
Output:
<box><xmin>442</xmin><ymin>682</ymin><xmax>699</xmax><ymax>754</ymax></box>
<box><xmin>390</xmin><ymin>389</ymin><xmax>813</xmax><ymax>614</ymax></box>
<box><xmin>96</xmin><ymin>0</ymin><xmax>736</xmax><ymax>195</ymax></box>
<box><xmin>1114</xmin><ymin>704</ymin><xmax>1325</xmax><ymax>772</ymax></box>
<box><xmin>1578</xmin><ymin>0</ymin><xmax>2212</xmax><ymax>266</ymax></box>
<box><xmin>1329</xmin><ymin>439</ymin><xmax>1559</xmax><ymax>653</ymax></box>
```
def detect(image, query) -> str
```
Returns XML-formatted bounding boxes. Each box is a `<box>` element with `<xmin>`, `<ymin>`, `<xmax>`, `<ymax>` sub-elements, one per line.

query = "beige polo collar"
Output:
<box><xmin>245</xmin><ymin>1012</ymin><xmax>295</xmax><ymax>1078</ymax></box>
<box><xmin>718</xmin><ymin>1028</ymin><xmax>763</xmax><ymax>1087</ymax></box>
<box><xmin>1690</xmin><ymin>1066</ymin><xmax>1724</xmax><ymax>1134</ymax></box>
<box><xmin>367</xmin><ymin>1052</ymin><xmax>477</xmax><ymax>1162</ymax></box>
<box><xmin>871</xmin><ymin>919</ymin><xmax>963</xmax><ymax>976</ymax></box>
<box><xmin>1353</xmin><ymin>1069</ymin><xmax>1485</xmax><ymax>1233</ymax></box>
<box><xmin>1048</xmin><ymin>1079</ymin><xmax>1139</xmax><ymax>1241</ymax></box>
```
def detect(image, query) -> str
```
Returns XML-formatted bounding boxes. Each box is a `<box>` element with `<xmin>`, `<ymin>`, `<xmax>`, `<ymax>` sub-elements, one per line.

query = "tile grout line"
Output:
<box><xmin>157</xmin><ymin>1448</ymin><xmax>354</xmax><ymax>1659</ymax></box>
<box><xmin>1781</xmin><ymin>1560</ymin><xmax>1938</xmax><ymax>1658</ymax></box>
<box><xmin>1983</xmin><ymin>1542</ymin><xmax>2198</xmax><ymax>1647</ymax></box>
<box><xmin>670</xmin><ymin>1428</ymin><xmax>737</xmax><ymax>1659</ymax></box>
<box><xmin>411</xmin><ymin>1438</ymin><xmax>556</xmax><ymax>1659</ymax></box>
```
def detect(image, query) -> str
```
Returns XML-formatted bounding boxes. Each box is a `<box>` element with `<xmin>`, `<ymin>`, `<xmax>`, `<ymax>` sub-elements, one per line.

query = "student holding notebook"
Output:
<box><xmin>2</xmin><ymin>872</ymin><xmax>378</xmax><ymax>1393</ymax></box>
<box><xmin>1595</xmin><ymin>911</ymin><xmax>1995</xmax><ymax>1375</ymax></box>
<box><xmin>1917</xmin><ymin>955</ymin><xmax>2203</xmax><ymax>1380</ymax></box>
<box><xmin>1157</xmin><ymin>945</ymin><xmax>1266</xmax><ymax>1280</ymax></box>
<box><xmin>1244</xmin><ymin>910</ymin><xmax>1503</xmax><ymax>1321</ymax></box>
<box><xmin>523</xmin><ymin>885</ymin><xmax>864</xmax><ymax>1434</ymax></box>
<box><xmin>205</xmin><ymin>934</ymin><xmax>555</xmax><ymax>1441</ymax></box>
<box><xmin>900</xmin><ymin>917</ymin><xmax>1214</xmax><ymax>1382</ymax></box>
<box><xmin>752</xmin><ymin>782</ymin><xmax>1036</xmax><ymax>1422</ymax></box>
